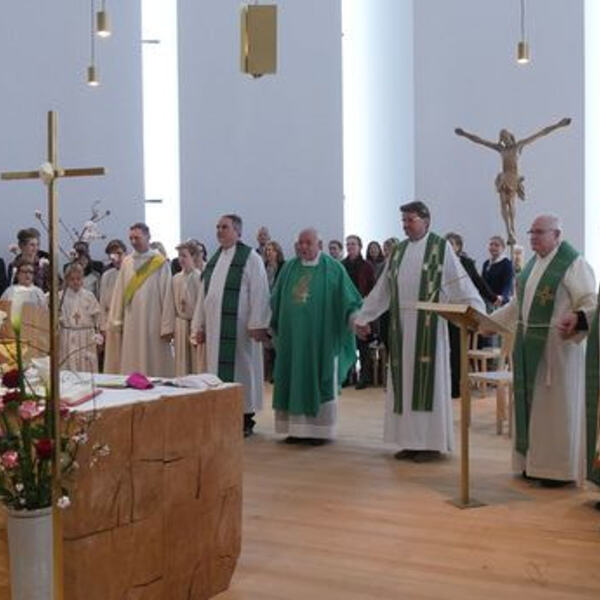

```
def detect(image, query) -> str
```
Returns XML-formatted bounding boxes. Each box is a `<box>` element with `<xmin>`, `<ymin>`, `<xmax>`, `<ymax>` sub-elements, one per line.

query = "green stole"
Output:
<box><xmin>123</xmin><ymin>254</ymin><xmax>166</xmax><ymax>307</ymax></box>
<box><xmin>585</xmin><ymin>286</ymin><xmax>600</xmax><ymax>485</ymax></box>
<box><xmin>388</xmin><ymin>232</ymin><xmax>446</xmax><ymax>414</ymax></box>
<box><xmin>202</xmin><ymin>242</ymin><xmax>252</xmax><ymax>382</ymax></box>
<box><xmin>513</xmin><ymin>241</ymin><xmax>579</xmax><ymax>455</ymax></box>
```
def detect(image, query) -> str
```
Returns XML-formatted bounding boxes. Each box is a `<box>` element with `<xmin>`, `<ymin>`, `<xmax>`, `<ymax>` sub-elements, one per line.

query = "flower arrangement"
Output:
<box><xmin>0</xmin><ymin>304</ymin><xmax>102</xmax><ymax>511</ymax></box>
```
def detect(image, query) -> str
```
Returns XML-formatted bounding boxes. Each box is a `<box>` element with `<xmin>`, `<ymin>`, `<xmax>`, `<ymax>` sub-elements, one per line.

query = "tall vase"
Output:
<box><xmin>6</xmin><ymin>506</ymin><xmax>54</xmax><ymax>600</ymax></box>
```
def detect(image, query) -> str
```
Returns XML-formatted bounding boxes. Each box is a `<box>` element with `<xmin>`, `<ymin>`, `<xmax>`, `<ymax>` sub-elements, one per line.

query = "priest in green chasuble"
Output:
<box><xmin>108</xmin><ymin>222</ymin><xmax>175</xmax><ymax>377</ymax></box>
<box><xmin>271</xmin><ymin>228</ymin><xmax>362</xmax><ymax>442</ymax></box>
<box><xmin>490</xmin><ymin>214</ymin><xmax>596</xmax><ymax>486</ymax></box>
<box><xmin>354</xmin><ymin>201</ymin><xmax>485</xmax><ymax>462</ymax></box>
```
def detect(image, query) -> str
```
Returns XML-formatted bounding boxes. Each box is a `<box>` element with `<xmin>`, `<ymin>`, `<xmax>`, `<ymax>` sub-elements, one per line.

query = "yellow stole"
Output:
<box><xmin>123</xmin><ymin>254</ymin><xmax>166</xmax><ymax>307</ymax></box>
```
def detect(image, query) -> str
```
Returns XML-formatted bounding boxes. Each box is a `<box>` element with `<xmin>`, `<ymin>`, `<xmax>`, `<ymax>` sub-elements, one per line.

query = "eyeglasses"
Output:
<box><xmin>526</xmin><ymin>228</ymin><xmax>557</xmax><ymax>236</ymax></box>
<box><xmin>18</xmin><ymin>268</ymin><xmax>34</xmax><ymax>274</ymax></box>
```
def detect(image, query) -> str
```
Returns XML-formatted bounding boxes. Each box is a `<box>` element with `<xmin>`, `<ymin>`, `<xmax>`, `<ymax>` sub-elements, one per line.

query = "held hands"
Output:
<box><xmin>493</xmin><ymin>295</ymin><xmax>503</xmax><ymax>307</ymax></box>
<box><xmin>355</xmin><ymin>323</ymin><xmax>371</xmax><ymax>340</ymax></box>
<box><xmin>557</xmin><ymin>312</ymin><xmax>578</xmax><ymax>340</ymax></box>
<box><xmin>248</xmin><ymin>328</ymin><xmax>269</xmax><ymax>343</ymax></box>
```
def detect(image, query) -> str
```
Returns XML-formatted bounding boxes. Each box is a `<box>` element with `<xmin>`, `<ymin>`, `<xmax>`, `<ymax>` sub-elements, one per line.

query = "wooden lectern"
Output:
<box><xmin>416</xmin><ymin>302</ymin><xmax>510</xmax><ymax>509</ymax></box>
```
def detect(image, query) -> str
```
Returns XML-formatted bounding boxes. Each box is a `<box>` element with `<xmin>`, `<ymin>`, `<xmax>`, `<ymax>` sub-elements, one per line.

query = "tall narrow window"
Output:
<box><xmin>586</xmin><ymin>0</ymin><xmax>600</xmax><ymax>276</ymax></box>
<box><xmin>141</xmin><ymin>0</ymin><xmax>180</xmax><ymax>254</ymax></box>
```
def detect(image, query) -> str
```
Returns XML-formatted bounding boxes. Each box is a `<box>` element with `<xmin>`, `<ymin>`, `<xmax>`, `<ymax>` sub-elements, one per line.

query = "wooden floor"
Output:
<box><xmin>1</xmin><ymin>386</ymin><xmax>600</xmax><ymax>599</ymax></box>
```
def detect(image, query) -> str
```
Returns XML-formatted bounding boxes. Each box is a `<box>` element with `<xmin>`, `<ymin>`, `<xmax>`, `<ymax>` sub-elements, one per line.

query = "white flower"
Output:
<box><xmin>15</xmin><ymin>483</ymin><xmax>24</xmax><ymax>493</ymax></box>
<box><xmin>34</xmin><ymin>209</ymin><xmax>43</xmax><ymax>220</ymax></box>
<box><xmin>8</xmin><ymin>244</ymin><xmax>18</xmax><ymax>255</ymax></box>
<box><xmin>57</xmin><ymin>495</ymin><xmax>71</xmax><ymax>509</ymax></box>
<box><xmin>72</xmin><ymin>433</ymin><xmax>88</xmax><ymax>445</ymax></box>
<box><xmin>10</xmin><ymin>286</ymin><xmax>29</xmax><ymax>334</ymax></box>
<box><xmin>38</xmin><ymin>162</ymin><xmax>55</xmax><ymax>185</ymax></box>
<box><xmin>39</xmin><ymin>257</ymin><xmax>49</xmax><ymax>267</ymax></box>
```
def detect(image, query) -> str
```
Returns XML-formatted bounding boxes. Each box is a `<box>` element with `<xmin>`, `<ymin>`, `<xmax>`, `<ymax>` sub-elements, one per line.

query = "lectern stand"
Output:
<box><xmin>416</xmin><ymin>302</ymin><xmax>510</xmax><ymax>509</ymax></box>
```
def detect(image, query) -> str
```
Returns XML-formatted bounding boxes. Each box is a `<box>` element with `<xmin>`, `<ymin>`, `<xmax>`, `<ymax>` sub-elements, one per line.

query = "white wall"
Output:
<box><xmin>342</xmin><ymin>0</ymin><xmax>415</xmax><ymax>245</ymax></box>
<box><xmin>414</xmin><ymin>0</ymin><xmax>584</xmax><ymax>265</ymax></box>
<box><xmin>178</xmin><ymin>0</ymin><xmax>343</xmax><ymax>256</ymax></box>
<box><xmin>0</xmin><ymin>1</ymin><xmax>144</xmax><ymax>267</ymax></box>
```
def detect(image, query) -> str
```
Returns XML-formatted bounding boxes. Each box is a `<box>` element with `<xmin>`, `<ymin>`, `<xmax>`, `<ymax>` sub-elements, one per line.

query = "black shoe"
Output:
<box><xmin>539</xmin><ymin>478</ymin><xmax>571</xmax><ymax>488</ymax></box>
<box><xmin>412</xmin><ymin>450</ymin><xmax>442</xmax><ymax>463</ymax></box>
<box><xmin>595</xmin><ymin>501</ymin><xmax>600</xmax><ymax>512</ymax></box>
<box><xmin>307</xmin><ymin>438</ymin><xmax>329</xmax><ymax>446</ymax></box>
<box><xmin>394</xmin><ymin>449</ymin><xmax>417</xmax><ymax>460</ymax></box>
<box><xmin>283</xmin><ymin>436</ymin><xmax>302</xmax><ymax>444</ymax></box>
<box><xmin>243</xmin><ymin>427</ymin><xmax>254</xmax><ymax>438</ymax></box>
<box><xmin>521</xmin><ymin>471</ymin><xmax>539</xmax><ymax>481</ymax></box>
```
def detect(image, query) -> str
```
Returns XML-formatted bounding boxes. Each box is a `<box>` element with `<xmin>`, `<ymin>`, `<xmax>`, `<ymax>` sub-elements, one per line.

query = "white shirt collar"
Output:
<box><xmin>301</xmin><ymin>251</ymin><xmax>321</xmax><ymax>266</ymax></box>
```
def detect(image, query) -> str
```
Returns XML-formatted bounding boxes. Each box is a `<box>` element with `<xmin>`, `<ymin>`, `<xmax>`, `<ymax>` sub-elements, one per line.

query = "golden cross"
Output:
<box><xmin>1</xmin><ymin>110</ymin><xmax>105</xmax><ymax>600</ymax></box>
<box><xmin>536</xmin><ymin>285</ymin><xmax>554</xmax><ymax>307</ymax></box>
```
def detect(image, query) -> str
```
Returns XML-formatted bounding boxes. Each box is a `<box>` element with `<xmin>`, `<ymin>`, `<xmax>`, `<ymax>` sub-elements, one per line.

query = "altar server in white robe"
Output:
<box><xmin>192</xmin><ymin>214</ymin><xmax>270</xmax><ymax>437</ymax></box>
<box><xmin>98</xmin><ymin>239</ymin><xmax>126</xmax><ymax>373</ymax></box>
<box><xmin>108</xmin><ymin>223</ymin><xmax>175</xmax><ymax>377</ymax></box>
<box><xmin>59</xmin><ymin>263</ymin><xmax>101</xmax><ymax>372</ymax></box>
<box><xmin>488</xmin><ymin>214</ymin><xmax>596</xmax><ymax>486</ymax></box>
<box><xmin>173</xmin><ymin>240</ymin><xmax>205</xmax><ymax>376</ymax></box>
<box><xmin>354</xmin><ymin>201</ymin><xmax>485</xmax><ymax>462</ymax></box>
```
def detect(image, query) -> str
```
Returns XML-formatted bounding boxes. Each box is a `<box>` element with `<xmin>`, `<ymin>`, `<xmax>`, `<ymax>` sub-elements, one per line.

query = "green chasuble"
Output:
<box><xmin>388</xmin><ymin>232</ymin><xmax>446</xmax><ymax>414</ymax></box>
<box><xmin>271</xmin><ymin>253</ymin><xmax>362</xmax><ymax>417</ymax></box>
<box><xmin>202</xmin><ymin>242</ymin><xmax>252</xmax><ymax>382</ymax></box>
<box><xmin>513</xmin><ymin>241</ymin><xmax>579</xmax><ymax>455</ymax></box>
<box><xmin>585</xmin><ymin>286</ymin><xmax>600</xmax><ymax>486</ymax></box>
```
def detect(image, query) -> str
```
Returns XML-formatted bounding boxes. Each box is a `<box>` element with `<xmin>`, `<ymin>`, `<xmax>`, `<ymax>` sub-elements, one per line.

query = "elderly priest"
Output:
<box><xmin>490</xmin><ymin>214</ymin><xmax>597</xmax><ymax>487</ymax></box>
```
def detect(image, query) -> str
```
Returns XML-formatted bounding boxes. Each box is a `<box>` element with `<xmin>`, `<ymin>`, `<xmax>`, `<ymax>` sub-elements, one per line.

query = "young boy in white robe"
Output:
<box><xmin>173</xmin><ymin>241</ymin><xmax>205</xmax><ymax>376</ymax></box>
<box><xmin>0</xmin><ymin>257</ymin><xmax>47</xmax><ymax>307</ymax></box>
<box><xmin>59</xmin><ymin>263</ymin><xmax>101</xmax><ymax>372</ymax></box>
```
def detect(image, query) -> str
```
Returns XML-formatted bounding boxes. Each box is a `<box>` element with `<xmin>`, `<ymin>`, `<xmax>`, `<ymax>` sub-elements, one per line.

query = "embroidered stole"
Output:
<box><xmin>123</xmin><ymin>254</ymin><xmax>166</xmax><ymax>307</ymax></box>
<box><xmin>513</xmin><ymin>241</ymin><xmax>578</xmax><ymax>455</ymax></box>
<box><xmin>388</xmin><ymin>232</ymin><xmax>446</xmax><ymax>414</ymax></box>
<box><xmin>202</xmin><ymin>242</ymin><xmax>252</xmax><ymax>382</ymax></box>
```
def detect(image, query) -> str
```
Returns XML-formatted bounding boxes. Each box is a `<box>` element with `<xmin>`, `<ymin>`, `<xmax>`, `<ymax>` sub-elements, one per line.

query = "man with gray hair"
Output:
<box><xmin>192</xmin><ymin>214</ymin><xmax>271</xmax><ymax>437</ymax></box>
<box><xmin>488</xmin><ymin>214</ymin><xmax>597</xmax><ymax>486</ymax></box>
<box><xmin>270</xmin><ymin>227</ymin><xmax>362</xmax><ymax>443</ymax></box>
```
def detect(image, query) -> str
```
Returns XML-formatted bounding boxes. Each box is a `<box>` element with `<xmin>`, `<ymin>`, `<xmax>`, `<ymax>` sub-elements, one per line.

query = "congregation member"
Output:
<box><xmin>0</xmin><ymin>257</ymin><xmax>47</xmax><ymax>307</ymax></box>
<box><xmin>382</xmin><ymin>237</ymin><xmax>399</xmax><ymax>259</ymax></box>
<box><xmin>0</xmin><ymin>256</ymin><xmax>8</xmax><ymax>297</ymax></box>
<box><xmin>488</xmin><ymin>214</ymin><xmax>596</xmax><ymax>486</ymax></box>
<box><xmin>59</xmin><ymin>263</ymin><xmax>101</xmax><ymax>372</ymax></box>
<box><xmin>366</xmin><ymin>240</ymin><xmax>386</xmax><ymax>281</ymax></box>
<box><xmin>256</xmin><ymin>226</ymin><xmax>271</xmax><ymax>264</ymax></box>
<box><xmin>354</xmin><ymin>201</ymin><xmax>485</xmax><ymax>462</ymax></box>
<box><xmin>481</xmin><ymin>235</ymin><xmax>514</xmax><ymax>308</ymax></box>
<box><xmin>108</xmin><ymin>222</ymin><xmax>175</xmax><ymax>377</ymax></box>
<box><xmin>192</xmin><ymin>214</ymin><xmax>270</xmax><ymax>437</ymax></box>
<box><xmin>328</xmin><ymin>239</ymin><xmax>343</xmax><ymax>261</ymax></box>
<box><xmin>98</xmin><ymin>239</ymin><xmax>126</xmax><ymax>373</ymax></box>
<box><xmin>270</xmin><ymin>228</ymin><xmax>362</xmax><ymax>444</ymax></box>
<box><xmin>445</xmin><ymin>232</ymin><xmax>498</xmax><ymax>398</ymax></box>
<box><xmin>70</xmin><ymin>241</ymin><xmax>102</xmax><ymax>298</ymax></box>
<box><xmin>7</xmin><ymin>228</ymin><xmax>49</xmax><ymax>292</ymax></box>
<box><xmin>173</xmin><ymin>241</ymin><xmax>204</xmax><ymax>376</ymax></box>
<box><xmin>263</xmin><ymin>240</ymin><xmax>285</xmax><ymax>381</ymax></box>
<box><xmin>342</xmin><ymin>235</ymin><xmax>376</xmax><ymax>389</ymax></box>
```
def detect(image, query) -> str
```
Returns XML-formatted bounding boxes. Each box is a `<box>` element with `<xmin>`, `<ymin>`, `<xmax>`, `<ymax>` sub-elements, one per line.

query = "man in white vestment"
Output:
<box><xmin>191</xmin><ymin>214</ymin><xmax>270</xmax><ymax>437</ymax></box>
<box><xmin>107</xmin><ymin>223</ymin><xmax>175</xmax><ymax>377</ymax></box>
<box><xmin>488</xmin><ymin>214</ymin><xmax>596</xmax><ymax>486</ymax></box>
<box><xmin>355</xmin><ymin>201</ymin><xmax>485</xmax><ymax>462</ymax></box>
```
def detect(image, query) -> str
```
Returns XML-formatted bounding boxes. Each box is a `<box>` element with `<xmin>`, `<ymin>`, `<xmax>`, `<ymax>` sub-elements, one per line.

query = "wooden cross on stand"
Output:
<box><xmin>1</xmin><ymin>110</ymin><xmax>105</xmax><ymax>600</ymax></box>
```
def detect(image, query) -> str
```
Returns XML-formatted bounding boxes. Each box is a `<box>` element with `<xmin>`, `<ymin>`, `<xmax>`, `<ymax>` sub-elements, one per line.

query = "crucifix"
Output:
<box><xmin>1</xmin><ymin>110</ymin><xmax>105</xmax><ymax>600</ymax></box>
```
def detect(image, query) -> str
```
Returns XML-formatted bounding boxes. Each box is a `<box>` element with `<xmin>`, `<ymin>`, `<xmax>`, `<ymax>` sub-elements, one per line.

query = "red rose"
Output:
<box><xmin>35</xmin><ymin>438</ymin><xmax>53</xmax><ymax>460</ymax></box>
<box><xmin>2</xmin><ymin>369</ymin><xmax>20</xmax><ymax>389</ymax></box>
<box><xmin>2</xmin><ymin>390</ymin><xmax>21</xmax><ymax>404</ymax></box>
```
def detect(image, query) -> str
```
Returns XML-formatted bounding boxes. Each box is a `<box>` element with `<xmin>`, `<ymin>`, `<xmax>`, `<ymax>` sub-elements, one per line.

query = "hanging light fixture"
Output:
<box><xmin>517</xmin><ymin>0</ymin><xmax>530</xmax><ymax>64</ymax></box>
<box><xmin>87</xmin><ymin>0</ymin><xmax>99</xmax><ymax>86</ymax></box>
<box><xmin>96</xmin><ymin>0</ymin><xmax>111</xmax><ymax>38</ymax></box>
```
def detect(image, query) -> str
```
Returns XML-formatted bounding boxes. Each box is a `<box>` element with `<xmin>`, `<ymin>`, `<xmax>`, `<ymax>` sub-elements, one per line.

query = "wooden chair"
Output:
<box><xmin>468</xmin><ymin>333</ymin><xmax>514</xmax><ymax>436</ymax></box>
<box><xmin>467</xmin><ymin>331</ymin><xmax>502</xmax><ymax>395</ymax></box>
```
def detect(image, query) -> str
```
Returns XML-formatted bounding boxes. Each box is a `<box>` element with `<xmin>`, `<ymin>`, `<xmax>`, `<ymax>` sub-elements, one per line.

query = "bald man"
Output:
<box><xmin>270</xmin><ymin>228</ymin><xmax>362</xmax><ymax>443</ymax></box>
<box><xmin>489</xmin><ymin>214</ymin><xmax>597</xmax><ymax>487</ymax></box>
